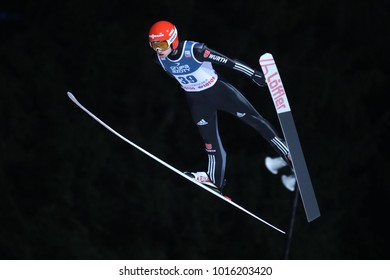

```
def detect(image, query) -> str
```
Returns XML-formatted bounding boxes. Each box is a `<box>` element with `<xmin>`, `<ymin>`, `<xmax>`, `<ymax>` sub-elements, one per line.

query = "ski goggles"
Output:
<box><xmin>150</xmin><ymin>40</ymin><xmax>169</xmax><ymax>51</ymax></box>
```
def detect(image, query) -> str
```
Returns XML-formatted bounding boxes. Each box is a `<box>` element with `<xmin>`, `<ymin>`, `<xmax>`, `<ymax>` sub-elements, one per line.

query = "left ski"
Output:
<box><xmin>67</xmin><ymin>92</ymin><xmax>285</xmax><ymax>234</ymax></box>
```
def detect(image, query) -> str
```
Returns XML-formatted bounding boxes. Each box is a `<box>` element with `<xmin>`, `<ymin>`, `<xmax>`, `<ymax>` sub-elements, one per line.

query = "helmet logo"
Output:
<box><xmin>149</xmin><ymin>32</ymin><xmax>164</xmax><ymax>40</ymax></box>
<box><xmin>167</xmin><ymin>28</ymin><xmax>177</xmax><ymax>44</ymax></box>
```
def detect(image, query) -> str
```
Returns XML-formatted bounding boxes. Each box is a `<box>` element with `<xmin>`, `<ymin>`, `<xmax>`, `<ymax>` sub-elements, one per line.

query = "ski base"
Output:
<box><xmin>259</xmin><ymin>54</ymin><xmax>320</xmax><ymax>222</ymax></box>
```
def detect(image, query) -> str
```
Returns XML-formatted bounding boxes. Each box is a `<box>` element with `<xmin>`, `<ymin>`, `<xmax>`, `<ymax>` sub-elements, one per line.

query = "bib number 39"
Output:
<box><xmin>178</xmin><ymin>75</ymin><xmax>198</xmax><ymax>84</ymax></box>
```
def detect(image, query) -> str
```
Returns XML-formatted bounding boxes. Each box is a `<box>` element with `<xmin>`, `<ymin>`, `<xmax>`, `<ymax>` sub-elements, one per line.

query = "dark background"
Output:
<box><xmin>0</xmin><ymin>0</ymin><xmax>388</xmax><ymax>259</ymax></box>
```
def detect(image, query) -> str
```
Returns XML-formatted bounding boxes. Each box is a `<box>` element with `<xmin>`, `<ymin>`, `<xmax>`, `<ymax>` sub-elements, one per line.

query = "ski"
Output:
<box><xmin>67</xmin><ymin>92</ymin><xmax>285</xmax><ymax>234</ymax></box>
<box><xmin>259</xmin><ymin>53</ymin><xmax>320</xmax><ymax>222</ymax></box>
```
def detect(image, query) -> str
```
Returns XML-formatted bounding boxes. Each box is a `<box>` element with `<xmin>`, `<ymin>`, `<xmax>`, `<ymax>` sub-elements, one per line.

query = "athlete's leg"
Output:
<box><xmin>210</xmin><ymin>80</ymin><xmax>290</xmax><ymax>161</ymax></box>
<box><xmin>186</xmin><ymin>93</ymin><xmax>227</xmax><ymax>187</ymax></box>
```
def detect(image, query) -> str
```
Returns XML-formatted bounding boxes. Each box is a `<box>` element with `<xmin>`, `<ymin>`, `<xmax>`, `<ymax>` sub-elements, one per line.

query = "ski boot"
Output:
<box><xmin>183</xmin><ymin>171</ymin><xmax>225</xmax><ymax>195</ymax></box>
<box><xmin>265</xmin><ymin>156</ymin><xmax>296</xmax><ymax>192</ymax></box>
<box><xmin>265</xmin><ymin>156</ymin><xmax>288</xmax><ymax>174</ymax></box>
<box><xmin>281</xmin><ymin>174</ymin><xmax>296</xmax><ymax>192</ymax></box>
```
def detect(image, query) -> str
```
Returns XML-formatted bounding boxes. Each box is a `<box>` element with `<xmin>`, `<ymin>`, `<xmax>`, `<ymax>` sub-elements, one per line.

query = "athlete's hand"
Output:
<box><xmin>251</xmin><ymin>69</ymin><xmax>266</xmax><ymax>87</ymax></box>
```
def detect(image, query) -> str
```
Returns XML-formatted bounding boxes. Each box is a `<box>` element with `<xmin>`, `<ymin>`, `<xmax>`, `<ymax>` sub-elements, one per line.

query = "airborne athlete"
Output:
<box><xmin>148</xmin><ymin>20</ymin><xmax>291</xmax><ymax>194</ymax></box>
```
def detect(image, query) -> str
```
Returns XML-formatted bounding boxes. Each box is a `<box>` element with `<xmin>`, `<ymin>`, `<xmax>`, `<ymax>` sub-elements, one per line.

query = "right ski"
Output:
<box><xmin>259</xmin><ymin>53</ymin><xmax>320</xmax><ymax>222</ymax></box>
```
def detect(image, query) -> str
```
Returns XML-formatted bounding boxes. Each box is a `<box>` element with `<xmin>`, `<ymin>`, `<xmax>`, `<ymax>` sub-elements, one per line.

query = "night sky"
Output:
<box><xmin>0</xmin><ymin>0</ymin><xmax>388</xmax><ymax>259</ymax></box>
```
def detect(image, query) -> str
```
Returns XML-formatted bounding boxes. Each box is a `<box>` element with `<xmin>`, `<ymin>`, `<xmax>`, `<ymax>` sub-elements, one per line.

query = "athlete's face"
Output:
<box><xmin>150</xmin><ymin>40</ymin><xmax>173</xmax><ymax>58</ymax></box>
<box><xmin>156</xmin><ymin>46</ymin><xmax>172</xmax><ymax>58</ymax></box>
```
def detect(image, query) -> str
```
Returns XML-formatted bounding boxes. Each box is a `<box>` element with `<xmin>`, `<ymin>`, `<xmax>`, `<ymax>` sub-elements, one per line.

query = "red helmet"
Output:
<box><xmin>148</xmin><ymin>20</ymin><xmax>179</xmax><ymax>50</ymax></box>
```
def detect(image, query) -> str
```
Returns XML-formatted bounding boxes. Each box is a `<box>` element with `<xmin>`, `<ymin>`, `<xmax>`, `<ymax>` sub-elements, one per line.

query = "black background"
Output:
<box><xmin>0</xmin><ymin>0</ymin><xmax>388</xmax><ymax>259</ymax></box>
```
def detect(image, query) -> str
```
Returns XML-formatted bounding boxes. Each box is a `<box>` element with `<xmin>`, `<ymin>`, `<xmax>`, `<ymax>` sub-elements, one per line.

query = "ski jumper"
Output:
<box><xmin>155</xmin><ymin>40</ymin><xmax>289</xmax><ymax>187</ymax></box>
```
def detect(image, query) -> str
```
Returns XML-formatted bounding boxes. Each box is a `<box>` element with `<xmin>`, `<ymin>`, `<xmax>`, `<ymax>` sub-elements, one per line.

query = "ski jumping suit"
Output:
<box><xmin>155</xmin><ymin>40</ymin><xmax>289</xmax><ymax>187</ymax></box>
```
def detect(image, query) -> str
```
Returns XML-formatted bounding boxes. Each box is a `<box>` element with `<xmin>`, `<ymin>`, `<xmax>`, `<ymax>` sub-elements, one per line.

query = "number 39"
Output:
<box><xmin>178</xmin><ymin>75</ymin><xmax>198</xmax><ymax>84</ymax></box>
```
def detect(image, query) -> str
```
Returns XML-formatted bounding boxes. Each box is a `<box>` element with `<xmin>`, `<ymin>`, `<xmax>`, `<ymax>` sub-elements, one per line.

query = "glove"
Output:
<box><xmin>251</xmin><ymin>69</ymin><xmax>266</xmax><ymax>87</ymax></box>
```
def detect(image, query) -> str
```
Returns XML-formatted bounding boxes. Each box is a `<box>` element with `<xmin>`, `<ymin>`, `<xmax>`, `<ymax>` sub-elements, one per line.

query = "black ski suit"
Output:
<box><xmin>154</xmin><ymin>40</ymin><xmax>289</xmax><ymax>187</ymax></box>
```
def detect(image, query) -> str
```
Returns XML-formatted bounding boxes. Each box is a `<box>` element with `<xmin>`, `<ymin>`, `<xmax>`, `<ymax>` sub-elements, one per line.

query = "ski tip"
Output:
<box><xmin>67</xmin><ymin>91</ymin><xmax>77</xmax><ymax>102</ymax></box>
<box><xmin>260</xmin><ymin>53</ymin><xmax>273</xmax><ymax>60</ymax></box>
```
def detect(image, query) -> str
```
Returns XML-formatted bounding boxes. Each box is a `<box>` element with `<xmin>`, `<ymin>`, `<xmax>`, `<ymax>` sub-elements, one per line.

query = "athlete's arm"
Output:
<box><xmin>193</xmin><ymin>43</ymin><xmax>266</xmax><ymax>86</ymax></box>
